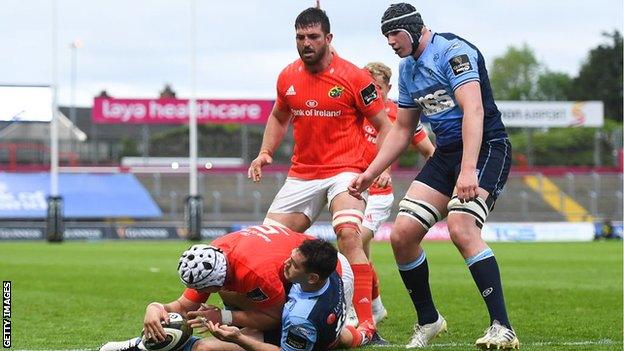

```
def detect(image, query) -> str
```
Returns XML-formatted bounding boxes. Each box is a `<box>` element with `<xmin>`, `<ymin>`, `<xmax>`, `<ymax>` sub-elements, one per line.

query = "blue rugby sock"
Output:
<box><xmin>398</xmin><ymin>251</ymin><xmax>439</xmax><ymax>325</ymax></box>
<box><xmin>467</xmin><ymin>249</ymin><xmax>511</xmax><ymax>329</ymax></box>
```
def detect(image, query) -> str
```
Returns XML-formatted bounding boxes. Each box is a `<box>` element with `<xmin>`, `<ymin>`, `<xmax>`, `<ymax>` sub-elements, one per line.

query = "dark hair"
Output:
<box><xmin>295</xmin><ymin>7</ymin><xmax>331</xmax><ymax>34</ymax></box>
<box><xmin>298</xmin><ymin>239</ymin><xmax>338</xmax><ymax>280</ymax></box>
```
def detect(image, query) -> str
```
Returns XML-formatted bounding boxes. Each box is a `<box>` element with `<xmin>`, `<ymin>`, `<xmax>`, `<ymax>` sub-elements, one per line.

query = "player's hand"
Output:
<box><xmin>187</xmin><ymin>305</ymin><xmax>222</xmax><ymax>333</ymax></box>
<box><xmin>348</xmin><ymin>172</ymin><xmax>375</xmax><ymax>200</ymax></box>
<box><xmin>143</xmin><ymin>302</ymin><xmax>169</xmax><ymax>342</ymax></box>
<box><xmin>248</xmin><ymin>152</ymin><xmax>273</xmax><ymax>182</ymax></box>
<box><xmin>455</xmin><ymin>169</ymin><xmax>478</xmax><ymax>202</ymax></box>
<box><xmin>206</xmin><ymin>321</ymin><xmax>242</xmax><ymax>342</ymax></box>
<box><xmin>373</xmin><ymin>170</ymin><xmax>392</xmax><ymax>189</ymax></box>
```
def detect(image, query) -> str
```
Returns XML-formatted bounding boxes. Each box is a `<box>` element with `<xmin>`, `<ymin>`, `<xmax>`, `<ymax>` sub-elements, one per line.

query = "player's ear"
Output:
<box><xmin>307</xmin><ymin>272</ymin><xmax>321</xmax><ymax>285</ymax></box>
<box><xmin>326</xmin><ymin>33</ymin><xmax>333</xmax><ymax>44</ymax></box>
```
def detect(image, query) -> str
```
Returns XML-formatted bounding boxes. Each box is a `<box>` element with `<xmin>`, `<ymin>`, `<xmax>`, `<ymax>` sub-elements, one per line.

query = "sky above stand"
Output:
<box><xmin>1</xmin><ymin>0</ymin><xmax>622</xmax><ymax>105</ymax></box>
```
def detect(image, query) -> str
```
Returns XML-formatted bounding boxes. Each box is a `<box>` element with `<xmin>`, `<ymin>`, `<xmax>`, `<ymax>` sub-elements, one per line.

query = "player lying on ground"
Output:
<box><xmin>204</xmin><ymin>239</ymin><xmax>383</xmax><ymax>350</ymax></box>
<box><xmin>99</xmin><ymin>226</ymin><xmax>380</xmax><ymax>351</ymax></box>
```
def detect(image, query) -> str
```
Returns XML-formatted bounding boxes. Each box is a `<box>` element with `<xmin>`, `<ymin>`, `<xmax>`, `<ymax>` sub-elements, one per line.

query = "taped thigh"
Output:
<box><xmin>332</xmin><ymin>209</ymin><xmax>364</xmax><ymax>233</ymax></box>
<box><xmin>397</xmin><ymin>197</ymin><xmax>441</xmax><ymax>230</ymax></box>
<box><xmin>447</xmin><ymin>195</ymin><xmax>494</xmax><ymax>229</ymax></box>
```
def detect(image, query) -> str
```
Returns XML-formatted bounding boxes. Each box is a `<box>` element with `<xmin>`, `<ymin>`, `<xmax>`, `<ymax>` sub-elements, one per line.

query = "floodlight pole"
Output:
<box><xmin>186</xmin><ymin>0</ymin><xmax>202</xmax><ymax>241</ymax></box>
<box><xmin>47</xmin><ymin>0</ymin><xmax>64</xmax><ymax>242</ymax></box>
<box><xmin>69</xmin><ymin>40</ymin><xmax>81</xmax><ymax>126</ymax></box>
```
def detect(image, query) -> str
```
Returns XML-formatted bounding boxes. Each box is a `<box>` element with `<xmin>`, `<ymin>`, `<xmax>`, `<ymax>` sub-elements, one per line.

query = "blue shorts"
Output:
<box><xmin>415</xmin><ymin>138</ymin><xmax>512</xmax><ymax>200</ymax></box>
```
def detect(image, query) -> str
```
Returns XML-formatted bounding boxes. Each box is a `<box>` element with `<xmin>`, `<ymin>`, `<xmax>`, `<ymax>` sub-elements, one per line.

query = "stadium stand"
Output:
<box><xmin>133</xmin><ymin>170</ymin><xmax>624</xmax><ymax>223</ymax></box>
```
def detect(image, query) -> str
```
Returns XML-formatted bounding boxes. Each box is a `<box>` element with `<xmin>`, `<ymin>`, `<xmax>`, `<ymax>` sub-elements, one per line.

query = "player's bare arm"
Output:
<box><xmin>248</xmin><ymin>106</ymin><xmax>290</xmax><ymax>182</ymax></box>
<box><xmin>366</xmin><ymin>109</ymin><xmax>392</xmax><ymax>154</ymax></box>
<box><xmin>454</xmin><ymin>81</ymin><xmax>484</xmax><ymax>202</ymax></box>
<box><xmin>229</xmin><ymin>303</ymin><xmax>282</xmax><ymax>330</ymax></box>
<box><xmin>207</xmin><ymin>321</ymin><xmax>279</xmax><ymax>351</ymax></box>
<box><xmin>366</xmin><ymin>109</ymin><xmax>393</xmax><ymax>188</ymax></box>
<box><xmin>349</xmin><ymin>107</ymin><xmax>421</xmax><ymax>198</ymax></box>
<box><xmin>187</xmin><ymin>303</ymin><xmax>281</xmax><ymax>332</ymax></box>
<box><xmin>143</xmin><ymin>296</ymin><xmax>201</xmax><ymax>342</ymax></box>
<box><xmin>412</xmin><ymin>130</ymin><xmax>435</xmax><ymax>159</ymax></box>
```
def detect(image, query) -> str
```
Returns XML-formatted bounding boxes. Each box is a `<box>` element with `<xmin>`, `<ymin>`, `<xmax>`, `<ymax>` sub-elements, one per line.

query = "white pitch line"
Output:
<box><xmin>373</xmin><ymin>338</ymin><xmax>617</xmax><ymax>348</ymax></box>
<box><xmin>11</xmin><ymin>339</ymin><xmax>618</xmax><ymax>350</ymax></box>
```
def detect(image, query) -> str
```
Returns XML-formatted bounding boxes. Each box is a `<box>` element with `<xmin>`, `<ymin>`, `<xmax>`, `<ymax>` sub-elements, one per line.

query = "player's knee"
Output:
<box><xmin>332</xmin><ymin>209</ymin><xmax>364</xmax><ymax>236</ymax></box>
<box><xmin>397</xmin><ymin>197</ymin><xmax>441</xmax><ymax>231</ymax></box>
<box><xmin>389</xmin><ymin>228</ymin><xmax>411</xmax><ymax>249</ymax></box>
<box><xmin>446</xmin><ymin>195</ymin><xmax>491</xmax><ymax>230</ymax></box>
<box><xmin>447</xmin><ymin>224</ymin><xmax>473</xmax><ymax>249</ymax></box>
<box><xmin>337</xmin><ymin>235</ymin><xmax>363</xmax><ymax>256</ymax></box>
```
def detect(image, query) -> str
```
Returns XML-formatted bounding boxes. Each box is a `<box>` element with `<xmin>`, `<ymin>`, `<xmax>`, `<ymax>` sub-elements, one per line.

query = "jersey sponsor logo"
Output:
<box><xmin>328</xmin><ymin>85</ymin><xmax>345</xmax><ymax>98</ymax></box>
<box><xmin>449</xmin><ymin>54</ymin><xmax>472</xmax><ymax>76</ymax></box>
<box><xmin>246</xmin><ymin>287</ymin><xmax>269</xmax><ymax>301</ymax></box>
<box><xmin>305</xmin><ymin>100</ymin><xmax>318</xmax><ymax>108</ymax></box>
<box><xmin>291</xmin><ymin>108</ymin><xmax>342</xmax><ymax>118</ymax></box>
<box><xmin>413</xmin><ymin>88</ymin><xmax>456</xmax><ymax>116</ymax></box>
<box><xmin>286</xmin><ymin>85</ymin><xmax>296</xmax><ymax>96</ymax></box>
<box><xmin>363</xmin><ymin>124</ymin><xmax>376</xmax><ymax>135</ymax></box>
<box><xmin>285</xmin><ymin>329</ymin><xmax>309</xmax><ymax>350</ymax></box>
<box><xmin>359</xmin><ymin>83</ymin><xmax>378</xmax><ymax>106</ymax></box>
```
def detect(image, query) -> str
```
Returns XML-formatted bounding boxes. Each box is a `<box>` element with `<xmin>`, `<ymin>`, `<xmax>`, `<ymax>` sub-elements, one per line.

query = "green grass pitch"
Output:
<box><xmin>0</xmin><ymin>240</ymin><xmax>621</xmax><ymax>350</ymax></box>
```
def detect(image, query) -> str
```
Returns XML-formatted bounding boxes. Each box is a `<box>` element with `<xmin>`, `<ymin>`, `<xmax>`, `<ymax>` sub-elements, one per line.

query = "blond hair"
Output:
<box><xmin>364</xmin><ymin>62</ymin><xmax>392</xmax><ymax>85</ymax></box>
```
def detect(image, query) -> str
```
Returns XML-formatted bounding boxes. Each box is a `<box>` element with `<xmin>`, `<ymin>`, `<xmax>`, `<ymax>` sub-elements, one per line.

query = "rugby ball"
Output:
<box><xmin>141</xmin><ymin>313</ymin><xmax>192</xmax><ymax>351</ymax></box>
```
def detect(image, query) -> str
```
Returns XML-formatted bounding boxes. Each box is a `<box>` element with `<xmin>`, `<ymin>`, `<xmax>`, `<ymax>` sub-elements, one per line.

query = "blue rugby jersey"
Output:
<box><xmin>280</xmin><ymin>272</ymin><xmax>346</xmax><ymax>351</ymax></box>
<box><xmin>397</xmin><ymin>32</ymin><xmax>507</xmax><ymax>148</ymax></box>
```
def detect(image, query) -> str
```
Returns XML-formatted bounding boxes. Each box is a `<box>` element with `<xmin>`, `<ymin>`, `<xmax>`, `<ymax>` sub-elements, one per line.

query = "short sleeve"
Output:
<box><xmin>441</xmin><ymin>39</ymin><xmax>480</xmax><ymax>91</ymax></box>
<box><xmin>241</xmin><ymin>272</ymin><xmax>285</xmax><ymax>309</ymax></box>
<box><xmin>281</xmin><ymin>316</ymin><xmax>318</xmax><ymax>351</ymax></box>
<box><xmin>351</xmin><ymin>68</ymin><xmax>385</xmax><ymax>118</ymax></box>
<box><xmin>182</xmin><ymin>288</ymin><xmax>209</xmax><ymax>303</ymax></box>
<box><xmin>411</xmin><ymin>123</ymin><xmax>428</xmax><ymax>145</ymax></box>
<box><xmin>275</xmin><ymin>68</ymin><xmax>290</xmax><ymax>113</ymax></box>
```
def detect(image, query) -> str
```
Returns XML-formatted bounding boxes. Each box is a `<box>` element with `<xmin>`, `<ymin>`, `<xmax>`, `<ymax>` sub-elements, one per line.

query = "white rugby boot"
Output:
<box><xmin>99</xmin><ymin>337</ymin><xmax>146</xmax><ymax>351</ymax></box>
<box><xmin>405</xmin><ymin>313</ymin><xmax>447</xmax><ymax>348</ymax></box>
<box><xmin>475</xmin><ymin>320</ymin><xmax>520</xmax><ymax>350</ymax></box>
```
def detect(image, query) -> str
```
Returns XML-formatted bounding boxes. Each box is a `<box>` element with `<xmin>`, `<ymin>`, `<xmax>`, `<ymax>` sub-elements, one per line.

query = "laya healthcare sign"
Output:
<box><xmin>92</xmin><ymin>97</ymin><xmax>274</xmax><ymax>124</ymax></box>
<box><xmin>498</xmin><ymin>101</ymin><xmax>604</xmax><ymax>127</ymax></box>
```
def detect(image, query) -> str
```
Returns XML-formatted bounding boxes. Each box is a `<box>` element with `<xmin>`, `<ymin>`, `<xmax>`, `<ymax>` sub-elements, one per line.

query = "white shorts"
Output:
<box><xmin>362</xmin><ymin>193</ymin><xmax>394</xmax><ymax>233</ymax></box>
<box><xmin>338</xmin><ymin>253</ymin><xmax>354</xmax><ymax>310</ymax></box>
<box><xmin>267</xmin><ymin>172</ymin><xmax>367</xmax><ymax>222</ymax></box>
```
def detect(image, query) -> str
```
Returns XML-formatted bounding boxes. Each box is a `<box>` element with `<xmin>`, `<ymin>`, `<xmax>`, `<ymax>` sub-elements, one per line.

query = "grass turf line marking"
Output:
<box><xmin>372</xmin><ymin>338</ymin><xmax>616</xmax><ymax>348</ymax></box>
<box><xmin>12</xmin><ymin>339</ymin><xmax>617</xmax><ymax>350</ymax></box>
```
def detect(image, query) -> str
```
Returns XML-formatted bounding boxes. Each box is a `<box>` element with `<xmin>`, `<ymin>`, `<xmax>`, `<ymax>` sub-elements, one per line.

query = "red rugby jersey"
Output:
<box><xmin>275</xmin><ymin>55</ymin><xmax>385</xmax><ymax>179</ymax></box>
<box><xmin>183</xmin><ymin>225</ymin><xmax>312</xmax><ymax>309</ymax></box>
